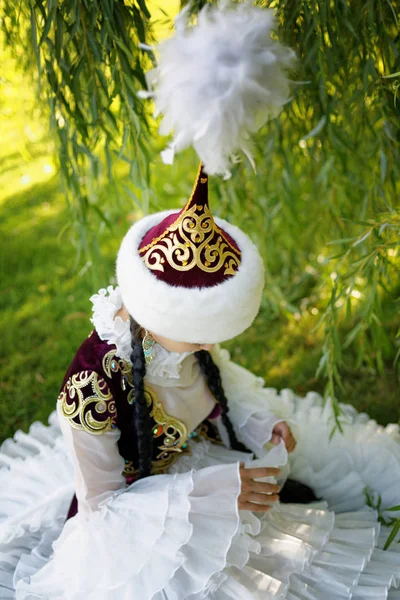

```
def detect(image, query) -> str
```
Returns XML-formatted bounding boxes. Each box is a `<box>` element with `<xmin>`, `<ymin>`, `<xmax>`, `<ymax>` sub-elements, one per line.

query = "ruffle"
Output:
<box><xmin>144</xmin><ymin>343</ymin><xmax>196</xmax><ymax>380</ymax></box>
<box><xmin>0</xmin><ymin>412</ymin><xmax>73</xmax><ymax>545</ymax></box>
<box><xmin>1</xmin><ymin>383</ymin><xmax>400</xmax><ymax>598</ymax></box>
<box><xmin>285</xmin><ymin>390</ymin><xmax>400</xmax><ymax>516</ymax></box>
<box><xmin>1</xmin><ymin>438</ymin><xmax>400</xmax><ymax>599</ymax></box>
<box><xmin>15</xmin><ymin>472</ymin><xmax>192</xmax><ymax>598</ymax></box>
<box><xmin>89</xmin><ymin>285</ymin><xmax>196</xmax><ymax>378</ymax></box>
<box><xmin>13</xmin><ymin>457</ymin><xmax>243</xmax><ymax>600</ymax></box>
<box><xmin>212</xmin><ymin>344</ymin><xmax>400</xmax><ymax>521</ymax></box>
<box><xmin>172</xmin><ymin>439</ymin><xmax>400</xmax><ymax>599</ymax></box>
<box><xmin>89</xmin><ymin>285</ymin><xmax>132</xmax><ymax>363</ymax></box>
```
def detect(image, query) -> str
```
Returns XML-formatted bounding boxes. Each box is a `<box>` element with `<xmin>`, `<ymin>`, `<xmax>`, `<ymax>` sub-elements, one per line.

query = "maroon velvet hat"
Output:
<box><xmin>116</xmin><ymin>164</ymin><xmax>265</xmax><ymax>343</ymax></box>
<box><xmin>138</xmin><ymin>163</ymin><xmax>242</xmax><ymax>289</ymax></box>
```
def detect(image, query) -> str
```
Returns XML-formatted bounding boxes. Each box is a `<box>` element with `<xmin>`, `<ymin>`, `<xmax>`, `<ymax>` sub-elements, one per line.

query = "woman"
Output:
<box><xmin>1</xmin><ymin>163</ymin><xmax>399</xmax><ymax>599</ymax></box>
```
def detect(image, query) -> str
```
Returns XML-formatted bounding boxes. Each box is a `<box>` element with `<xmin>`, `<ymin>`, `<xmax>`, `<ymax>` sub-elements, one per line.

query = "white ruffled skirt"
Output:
<box><xmin>1</xmin><ymin>391</ymin><xmax>400</xmax><ymax>599</ymax></box>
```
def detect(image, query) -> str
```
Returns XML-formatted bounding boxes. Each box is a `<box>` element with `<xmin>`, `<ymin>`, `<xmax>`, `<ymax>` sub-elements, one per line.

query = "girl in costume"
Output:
<box><xmin>1</xmin><ymin>3</ymin><xmax>400</xmax><ymax>599</ymax></box>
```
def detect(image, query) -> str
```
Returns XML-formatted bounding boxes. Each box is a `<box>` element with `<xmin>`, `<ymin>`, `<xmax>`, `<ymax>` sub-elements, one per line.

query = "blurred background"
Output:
<box><xmin>0</xmin><ymin>0</ymin><xmax>399</xmax><ymax>443</ymax></box>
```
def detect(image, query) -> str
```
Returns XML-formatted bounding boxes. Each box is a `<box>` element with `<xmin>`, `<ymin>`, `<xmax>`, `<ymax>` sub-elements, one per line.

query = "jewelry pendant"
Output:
<box><xmin>142</xmin><ymin>330</ymin><xmax>155</xmax><ymax>364</ymax></box>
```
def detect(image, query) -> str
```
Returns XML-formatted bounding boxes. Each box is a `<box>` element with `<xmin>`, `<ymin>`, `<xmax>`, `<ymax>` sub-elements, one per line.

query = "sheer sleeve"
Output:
<box><xmin>211</xmin><ymin>345</ymin><xmax>298</xmax><ymax>457</ymax></box>
<box><xmin>56</xmin><ymin>370</ymin><xmax>127</xmax><ymax>518</ymax></box>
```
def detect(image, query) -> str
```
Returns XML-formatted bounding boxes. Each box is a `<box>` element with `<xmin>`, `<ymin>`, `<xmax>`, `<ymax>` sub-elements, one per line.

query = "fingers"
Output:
<box><xmin>285</xmin><ymin>433</ymin><xmax>297</xmax><ymax>453</ymax></box>
<box><xmin>270</xmin><ymin>433</ymin><xmax>281</xmax><ymax>445</ymax></box>
<box><xmin>238</xmin><ymin>502</ymin><xmax>273</xmax><ymax>512</ymax></box>
<box><xmin>239</xmin><ymin>463</ymin><xmax>281</xmax><ymax>480</ymax></box>
<box><xmin>240</xmin><ymin>492</ymin><xmax>280</xmax><ymax>505</ymax></box>
<box><xmin>272</xmin><ymin>422</ymin><xmax>297</xmax><ymax>453</ymax></box>
<box><xmin>241</xmin><ymin>481</ymin><xmax>280</xmax><ymax>494</ymax></box>
<box><xmin>239</xmin><ymin>462</ymin><xmax>281</xmax><ymax>512</ymax></box>
<box><xmin>278</xmin><ymin>432</ymin><xmax>296</xmax><ymax>453</ymax></box>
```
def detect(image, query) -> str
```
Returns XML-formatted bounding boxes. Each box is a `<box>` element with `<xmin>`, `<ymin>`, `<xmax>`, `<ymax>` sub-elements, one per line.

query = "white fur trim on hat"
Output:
<box><xmin>116</xmin><ymin>210</ymin><xmax>264</xmax><ymax>343</ymax></box>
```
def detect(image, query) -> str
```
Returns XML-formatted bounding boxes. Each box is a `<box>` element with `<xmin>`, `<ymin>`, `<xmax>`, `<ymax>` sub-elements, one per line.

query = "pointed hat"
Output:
<box><xmin>138</xmin><ymin>163</ymin><xmax>241</xmax><ymax>287</ymax></box>
<box><xmin>116</xmin><ymin>164</ymin><xmax>264</xmax><ymax>343</ymax></box>
<box><xmin>116</xmin><ymin>1</ymin><xmax>297</xmax><ymax>342</ymax></box>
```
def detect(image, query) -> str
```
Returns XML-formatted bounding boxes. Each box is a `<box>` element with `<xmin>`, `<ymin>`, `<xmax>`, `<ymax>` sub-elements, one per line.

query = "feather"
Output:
<box><xmin>140</xmin><ymin>1</ymin><xmax>297</xmax><ymax>177</ymax></box>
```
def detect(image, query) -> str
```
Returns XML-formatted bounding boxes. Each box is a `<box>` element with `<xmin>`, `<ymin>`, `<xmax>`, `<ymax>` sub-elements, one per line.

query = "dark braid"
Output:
<box><xmin>129</xmin><ymin>317</ymin><xmax>153</xmax><ymax>479</ymax></box>
<box><xmin>195</xmin><ymin>350</ymin><xmax>251</xmax><ymax>453</ymax></box>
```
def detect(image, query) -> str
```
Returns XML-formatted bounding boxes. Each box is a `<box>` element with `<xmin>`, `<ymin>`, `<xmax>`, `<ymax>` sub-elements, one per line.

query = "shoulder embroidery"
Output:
<box><xmin>58</xmin><ymin>371</ymin><xmax>117</xmax><ymax>435</ymax></box>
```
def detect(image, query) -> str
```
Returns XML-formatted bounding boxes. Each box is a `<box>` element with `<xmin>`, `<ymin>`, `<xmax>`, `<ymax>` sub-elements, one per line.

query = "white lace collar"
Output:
<box><xmin>90</xmin><ymin>286</ymin><xmax>195</xmax><ymax>379</ymax></box>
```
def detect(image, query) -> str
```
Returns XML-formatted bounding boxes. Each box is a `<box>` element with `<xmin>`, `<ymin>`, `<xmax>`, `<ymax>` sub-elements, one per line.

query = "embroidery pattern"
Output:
<box><xmin>103</xmin><ymin>349</ymin><xmax>191</xmax><ymax>476</ymax></box>
<box><xmin>146</xmin><ymin>386</ymin><xmax>189</xmax><ymax>459</ymax></box>
<box><xmin>140</xmin><ymin>203</ymin><xmax>241</xmax><ymax>276</ymax></box>
<box><xmin>58</xmin><ymin>371</ymin><xmax>117</xmax><ymax>435</ymax></box>
<box><xmin>122</xmin><ymin>443</ymin><xmax>193</xmax><ymax>479</ymax></box>
<box><xmin>138</xmin><ymin>162</ymin><xmax>241</xmax><ymax>276</ymax></box>
<box><xmin>103</xmin><ymin>350</ymin><xmax>135</xmax><ymax>403</ymax></box>
<box><xmin>195</xmin><ymin>421</ymin><xmax>225</xmax><ymax>446</ymax></box>
<box><xmin>122</xmin><ymin>386</ymin><xmax>190</xmax><ymax>478</ymax></box>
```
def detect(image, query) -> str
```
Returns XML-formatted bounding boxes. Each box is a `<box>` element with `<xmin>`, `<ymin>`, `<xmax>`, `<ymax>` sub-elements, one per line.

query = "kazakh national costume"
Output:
<box><xmin>1</xmin><ymin>2</ymin><xmax>399</xmax><ymax>599</ymax></box>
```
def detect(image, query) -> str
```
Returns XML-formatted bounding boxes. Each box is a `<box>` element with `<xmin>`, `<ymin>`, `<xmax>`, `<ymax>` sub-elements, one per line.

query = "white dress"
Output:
<box><xmin>1</xmin><ymin>286</ymin><xmax>400</xmax><ymax>600</ymax></box>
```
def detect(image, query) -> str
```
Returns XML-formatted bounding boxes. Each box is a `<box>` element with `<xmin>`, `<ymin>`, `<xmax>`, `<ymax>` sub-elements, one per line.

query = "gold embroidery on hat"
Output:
<box><xmin>139</xmin><ymin>163</ymin><xmax>241</xmax><ymax>275</ymax></box>
<box><xmin>140</xmin><ymin>204</ymin><xmax>241</xmax><ymax>274</ymax></box>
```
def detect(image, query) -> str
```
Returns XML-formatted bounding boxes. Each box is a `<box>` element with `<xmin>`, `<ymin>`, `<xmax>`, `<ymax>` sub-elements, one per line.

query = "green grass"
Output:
<box><xmin>0</xmin><ymin>30</ymin><xmax>399</xmax><ymax>445</ymax></box>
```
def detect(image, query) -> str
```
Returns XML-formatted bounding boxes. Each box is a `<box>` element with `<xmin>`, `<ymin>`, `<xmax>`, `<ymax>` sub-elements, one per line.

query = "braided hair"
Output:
<box><xmin>129</xmin><ymin>317</ymin><xmax>250</xmax><ymax>479</ymax></box>
<box><xmin>129</xmin><ymin>317</ymin><xmax>152</xmax><ymax>479</ymax></box>
<box><xmin>194</xmin><ymin>350</ymin><xmax>250</xmax><ymax>453</ymax></box>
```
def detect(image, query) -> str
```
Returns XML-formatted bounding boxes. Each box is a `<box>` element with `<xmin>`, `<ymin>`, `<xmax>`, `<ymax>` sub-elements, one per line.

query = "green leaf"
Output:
<box><xmin>137</xmin><ymin>0</ymin><xmax>152</xmax><ymax>20</ymax></box>
<box><xmin>301</xmin><ymin>116</ymin><xmax>327</xmax><ymax>142</ymax></box>
<box><xmin>383</xmin><ymin>520</ymin><xmax>400</xmax><ymax>551</ymax></box>
<box><xmin>382</xmin><ymin>71</ymin><xmax>400</xmax><ymax>79</ymax></box>
<box><xmin>55</xmin><ymin>9</ymin><xmax>63</xmax><ymax>61</ymax></box>
<box><xmin>352</xmin><ymin>230</ymin><xmax>372</xmax><ymax>247</ymax></box>
<box><xmin>114</xmin><ymin>37</ymin><xmax>135</xmax><ymax>62</ymax></box>
<box><xmin>39</xmin><ymin>6</ymin><xmax>57</xmax><ymax>47</ymax></box>
<box><xmin>122</xmin><ymin>184</ymin><xmax>142</xmax><ymax>210</ymax></box>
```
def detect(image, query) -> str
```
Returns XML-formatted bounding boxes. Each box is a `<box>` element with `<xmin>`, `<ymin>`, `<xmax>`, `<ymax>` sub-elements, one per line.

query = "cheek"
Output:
<box><xmin>176</xmin><ymin>342</ymin><xmax>200</xmax><ymax>352</ymax></box>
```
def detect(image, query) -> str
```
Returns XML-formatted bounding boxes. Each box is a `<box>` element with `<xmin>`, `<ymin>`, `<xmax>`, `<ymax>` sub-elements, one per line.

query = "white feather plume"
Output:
<box><xmin>139</xmin><ymin>1</ymin><xmax>297</xmax><ymax>178</ymax></box>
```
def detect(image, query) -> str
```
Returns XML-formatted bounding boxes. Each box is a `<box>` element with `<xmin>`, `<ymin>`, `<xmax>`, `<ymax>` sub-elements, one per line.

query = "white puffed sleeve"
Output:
<box><xmin>211</xmin><ymin>345</ymin><xmax>297</xmax><ymax>458</ymax></box>
<box><xmin>56</xmin><ymin>401</ymin><xmax>127</xmax><ymax>519</ymax></box>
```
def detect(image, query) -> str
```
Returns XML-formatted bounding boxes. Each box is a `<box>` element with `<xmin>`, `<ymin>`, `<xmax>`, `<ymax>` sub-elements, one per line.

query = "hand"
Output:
<box><xmin>271</xmin><ymin>422</ymin><xmax>296</xmax><ymax>453</ymax></box>
<box><xmin>238</xmin><ymin>462</ymin><xmax>281</xmax><ymax>512</ymax></box>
